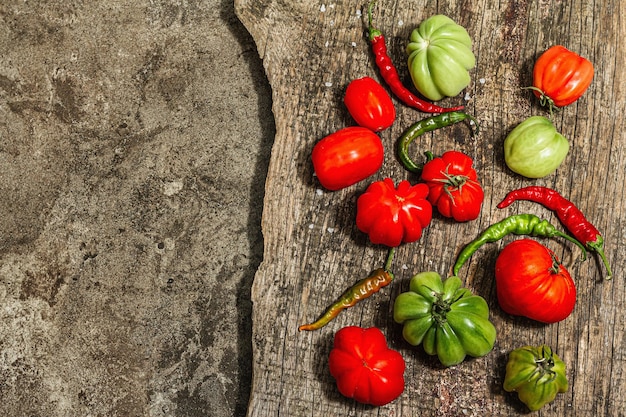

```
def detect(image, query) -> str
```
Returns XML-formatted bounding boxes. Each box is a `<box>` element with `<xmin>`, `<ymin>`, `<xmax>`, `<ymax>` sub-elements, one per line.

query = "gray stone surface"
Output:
<box><xmin>0</xmin><ymin>0</ymin><xmax>272</xmax><ymax>415</ymax></box>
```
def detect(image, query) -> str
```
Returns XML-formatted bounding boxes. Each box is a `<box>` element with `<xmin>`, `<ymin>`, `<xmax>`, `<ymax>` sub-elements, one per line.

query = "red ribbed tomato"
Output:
<box><xmin>356</xmin><ymin>178</ymin><xmax>432</xmax><ymax>247</ymax></box>
<box><xmin>420</xmin><ymin>150</ymin><xmax>484</xmax><ymax>222</ymax></box>
<box><xmin>531</xmin><ymin>45</ymin><xmax>594</xmax><ymax>110</ymax></box>
<box><xmin>495</xmin><ymin>239</ymin><xmax>576</xmax><ymax>323</ymax></box>
<box><xmin>329</xmin><ymin>326</ymin><xmax>405</xmax><ymax>406</ymax></box>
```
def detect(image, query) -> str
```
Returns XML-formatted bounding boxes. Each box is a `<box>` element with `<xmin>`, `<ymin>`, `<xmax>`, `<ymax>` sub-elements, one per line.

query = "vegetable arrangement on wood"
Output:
<box><xmin>301</xmin><ymin>0</ymin><xmax>607</xmax><ymax>412</ymax></box>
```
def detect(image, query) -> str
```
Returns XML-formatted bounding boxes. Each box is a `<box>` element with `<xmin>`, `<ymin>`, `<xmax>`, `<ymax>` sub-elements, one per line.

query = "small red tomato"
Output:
<box><xmin>495</xmin><ymin>239</ymin><xmax>576</xmax><ymax>323</ymax></box>
<box><xmin>420</xmin><ymin>150</ymin><xmax>484</xmax><ymax>222</ymax></box>
<box><xmin>312</xmin><ymin>126</ymin><xmax>384</xmax><ymax>191</ymax></box>
<box><xmin>356</xmin><ymin>178</ymin><xmax>432</xmax><ymax>247</ymax></box>
<box><xmin>532</xmin><ymin>45</ymin><xmax>594</xmax><ymax>109</ymax></box>
<box><xmin>329</xmin><ymin>326</ymin><xmax>405</xmax><ymax>407</ymax></box>
<box><xmin>344</xmin><ymin>76</ymin><xmax>396</xmax><ymax>132</ymax></box>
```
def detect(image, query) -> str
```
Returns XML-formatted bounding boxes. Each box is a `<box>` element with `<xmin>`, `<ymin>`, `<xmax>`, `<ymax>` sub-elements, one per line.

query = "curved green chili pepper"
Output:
<box><xmin>298</xmin><ymin>248</ymin><xmax>395</xmax><ymax>331</ymax></box>
<box><xmin>397</xmin><ymin>111</ymin><xmax>479</xmax><ymax>174</ymax></box>
<box><xmin>452</xmin><ymin>214</ymin><xmax>587</xmax><ymax>276</ymax></box>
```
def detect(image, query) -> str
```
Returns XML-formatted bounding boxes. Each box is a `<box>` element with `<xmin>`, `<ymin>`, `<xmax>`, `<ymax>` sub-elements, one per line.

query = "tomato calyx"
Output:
<box><xmin>548</xmin><ymin>251</ymin><xmax>562</xmax><ymax>275</ymax></box>
<box><xmin>431</xmin><ymin>297</ymin><xmax>452</xmax><ymax>325</ymax></box>
<box><xmin>528</xmin><ymin>346</ymin><xmax>559</xmax><ymax>384</ymax></box>
<box><xmin>430</xmin><ymin>164</ymin><xmax>474</xmax><ymax>207</ymax></box>
<box><xmin>426</xmin><ymin>285</ymin><xmax>465</xmax><ymax>326</ymax></box>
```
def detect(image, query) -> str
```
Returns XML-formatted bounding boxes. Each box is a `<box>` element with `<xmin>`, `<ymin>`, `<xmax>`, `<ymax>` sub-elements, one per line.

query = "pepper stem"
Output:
<box><xmin>384</xmin><ymin>247</ymin><xmax>396</xmax><ymax>272</ymax></box>
<box><xmin>367</xmin><ymin>0</ymin><xmax>381</xmax><ymax>39</ymax></box>
<box><xmin>587</xmin><ymin>236</ymin><xmax>612</xmax><ymax>279</ymax></box>
<box><xmin>554</xmin><ymin>231</ymin><xmax>588</xmax><ymax>260</ymax></box>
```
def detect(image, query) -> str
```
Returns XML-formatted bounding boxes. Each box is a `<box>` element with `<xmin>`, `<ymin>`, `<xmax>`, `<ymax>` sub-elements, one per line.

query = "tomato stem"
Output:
<box><xmin>530</xmin><ymin>345</ymin><xmax>559</xmax><ymax>384</ymax></box>
<box><xmin>522</xmin><ymin>86</ymin><xmax>557</xmax><ymax>118</ymax></box>
<box><xmin>432</xmin><ymin>297</ymin><xmax>451</xmax><ymax>325</ymax></box>
<box><xmin>548</xmin><ymin>251</ymin><xmax>562</xmax><ymax>275</ymax></box>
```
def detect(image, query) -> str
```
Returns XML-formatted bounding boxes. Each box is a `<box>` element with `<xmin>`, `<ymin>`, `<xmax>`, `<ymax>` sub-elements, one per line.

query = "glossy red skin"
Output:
<box><xmin>533</xmin><ymin>45</ymin><xmax>594</xmax><ymax>107</ymax></box>
<box><xmin>495</xmin><ymin>239</ymin><xmax>576</xmax><ymax>323</ymax></box>
<box><xmin>344</xmin><ymin>76</ymin><xmax>396</xmax><ymax>132</ymax></box>
<box><xmin>420</xmin><ymin>150</ymin><xmax>484</xmax><ymax>222</ymax></box>
<box><xmin>356</xmin><ymin>178</ymin><xmax>432</xmax><ymax>247</ymax></box>
<box><xmin>329</xmin><ymin>326</ymin><xmax>405</xmax><ymax>407</ymax></box>
<box><xmin>312</xmin><ymin>127</ymin><xmax>384</xmax><ymax>191</ymax></box>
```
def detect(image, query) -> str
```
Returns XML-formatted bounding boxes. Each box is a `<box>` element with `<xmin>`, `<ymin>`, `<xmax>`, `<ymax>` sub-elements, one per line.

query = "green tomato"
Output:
<box><xmin>407</xmin><ymin>15</ymin><xmax>475</xmax><ymax>101</ymax></box>
<box><xmin>504</xmin><ymin>116</ymin><xmax>569</xmax><ymax>178</ymax></box>
<box><xmin>504</xmin><ymin>345</ymin><xmax>568</xmax><ymax>411</ymax></box>
<box><xmin>393</xmin><ymin>271</ymin><xmax>496</xmax><ymax>367</ymax></box>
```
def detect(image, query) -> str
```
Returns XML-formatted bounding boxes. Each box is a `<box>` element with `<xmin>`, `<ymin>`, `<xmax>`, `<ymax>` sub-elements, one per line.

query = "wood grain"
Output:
<box><xmin>235</xmin><ymin>0</ymin><xmax>626</xmax><ymax>415</ymax></box>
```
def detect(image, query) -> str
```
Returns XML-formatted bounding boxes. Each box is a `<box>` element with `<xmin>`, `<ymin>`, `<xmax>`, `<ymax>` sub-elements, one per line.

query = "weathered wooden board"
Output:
<box><xmin>235</xmin><ymin>0</ymin><xmax>626</xmax><ymax>415</ymax></box>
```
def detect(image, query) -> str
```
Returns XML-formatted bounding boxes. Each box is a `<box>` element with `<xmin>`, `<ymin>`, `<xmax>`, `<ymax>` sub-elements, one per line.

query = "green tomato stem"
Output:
<box><xmin>522</xmin><ymin>86</ymin><xmax>557</xmax><ymax>118</ymax></box>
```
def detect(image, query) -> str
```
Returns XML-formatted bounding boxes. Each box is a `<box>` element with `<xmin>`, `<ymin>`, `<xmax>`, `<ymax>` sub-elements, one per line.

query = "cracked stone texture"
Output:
<box><xmin>0</xmin><ymin>0</ymin><xmax>273</xmax><ymax>416</ymax></box>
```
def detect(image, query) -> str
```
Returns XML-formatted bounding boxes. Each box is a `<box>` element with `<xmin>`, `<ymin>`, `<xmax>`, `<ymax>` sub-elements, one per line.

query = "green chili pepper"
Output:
<box><xmin>397</xmin><ymin>111</ymin><xmax>478</xmax><ymax>174</ymax></box>
<box><xmin>298</xmin><ymin>248</ymin><xmax>395</xmax><ymax>331</ymax></box>
<box><xmin>452</xmin><ymin>213</ymin><xmax>587</xmax><ymax>276</ymax></box>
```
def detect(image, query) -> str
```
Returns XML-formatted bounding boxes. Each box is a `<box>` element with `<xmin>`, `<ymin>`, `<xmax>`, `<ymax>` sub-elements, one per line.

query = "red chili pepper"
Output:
<box><xmin>366</xmin><ymin>1</ymin><xmax>464</xmax><ymax>114</ymax></box>
<box><xmin>497</xmin><ymin>186</ymin><xmax>612</xmax><ymax>278</ymax></box>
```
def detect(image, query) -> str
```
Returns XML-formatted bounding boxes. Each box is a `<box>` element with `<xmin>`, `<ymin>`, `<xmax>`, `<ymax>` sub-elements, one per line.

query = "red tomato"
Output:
<box><xmin>312</xmin><ymin>127</ymin><xmax>384</xmax><ymax>191</ymax></box>
<box><xmin>344</xmin><ymin>77</ymin><xmax>396</xmax><ymax>132</ymax></box>
<box><xmin>495</xmin><ymin>239</ymin><xmax>576</xmax><ymax>323</ymax></box>
<box><xmin>532</xmin><ymin>45</ymin><xmax>594</xmax><ymax>108</ymax></box>
<box><xmin>420</xmin><ymin>150</ymin><xmax>484</xmax><ymax>222</ymax></box>
<box><xmin>356</xmin><ymin>178</ymin><xmax>432</xmax><ymax>247</ymax></box>
<box><xmin>329</xmin><ymin>326</ymin><xmax>405</xmax><ymax>407</ymax></box>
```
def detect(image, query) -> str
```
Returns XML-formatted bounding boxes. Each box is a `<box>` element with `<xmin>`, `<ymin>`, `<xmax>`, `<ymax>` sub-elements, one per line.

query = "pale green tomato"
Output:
<box><xmin>504</xmin><ymin>116</ymin><xmax>570</xmax><ymax>178</ymax></box>
<box><xmin>407</xmin><ymin>15</ymin><xmax>475</xmax><ymax>101</ymax></box>
<box><xmin>504</xmin><ymin>345</ymin><xmax>568</xmax><ymax>411</ymax></box>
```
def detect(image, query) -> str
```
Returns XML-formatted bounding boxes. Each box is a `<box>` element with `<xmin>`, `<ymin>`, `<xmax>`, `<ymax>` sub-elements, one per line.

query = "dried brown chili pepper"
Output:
<box><xmin>366</xmin><ymin>1</ymin><xmax>464</xmax><ymax>114</ymax></box>
<box><xmin>298</xmin><ymin>248</ymin><xmax>395</xmax><ymax>331</ymax></box>
<box><xmin>497</xmin><ymin>186</ymin><xmax>612</xmax><ymax>278</ymax></box>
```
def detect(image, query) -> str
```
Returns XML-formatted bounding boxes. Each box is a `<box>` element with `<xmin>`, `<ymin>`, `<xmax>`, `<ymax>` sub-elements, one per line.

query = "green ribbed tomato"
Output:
<box><xmin>393</xmin><ymin>271</ymin><xmax>496</xmax><ymax>367</ymax></box>
<box><xmin>504</xmin><ymin>345</ymin><xmax>568</xmax><ymax>411</ymax></box>
<box><xmin>504</xmin><ymin>116</ymin><xmax>569</xmax><ymax>178</ymax></box>
<box><xmin>407</xmin><ymin>15</ymin><xmax>475</xmax><ymax>101</ymax></box>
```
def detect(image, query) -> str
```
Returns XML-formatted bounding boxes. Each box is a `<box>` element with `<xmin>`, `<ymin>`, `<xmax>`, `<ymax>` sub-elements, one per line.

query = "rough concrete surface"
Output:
<box><xmin>0</xmin><ymin>0</ymin><xmax>273</xmax><ymax>416</ymax></box>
